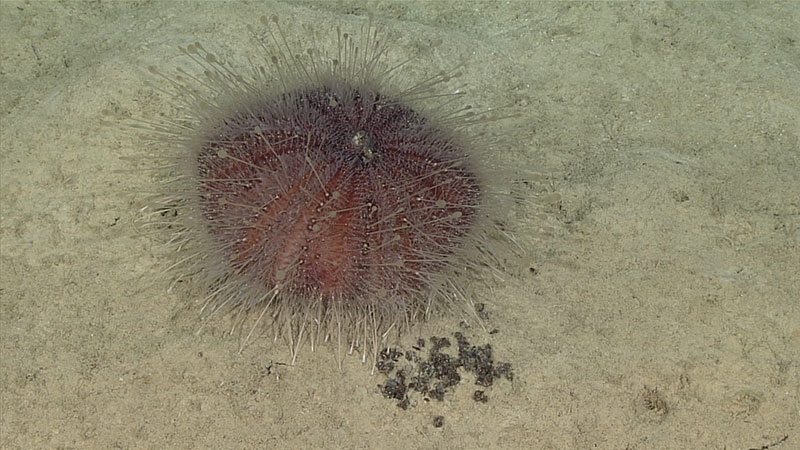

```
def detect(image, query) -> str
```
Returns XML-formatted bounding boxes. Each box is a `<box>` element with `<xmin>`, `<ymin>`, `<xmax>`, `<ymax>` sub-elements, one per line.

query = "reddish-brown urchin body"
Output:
<box><xmin>143</xmin><ymin>16</ymin><xmax>524</xmax><ymax>367</ymax></box>
<box><xmin>198</xmin><ymin>83</ymin><xmax>480</xmax><ymax>303</ymax></box>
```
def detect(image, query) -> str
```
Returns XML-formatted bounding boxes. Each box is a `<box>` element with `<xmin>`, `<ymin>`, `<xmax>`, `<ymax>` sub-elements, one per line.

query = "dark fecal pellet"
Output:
<box><xmin>431</xmin><ymin>336</ymin><xmax>451</xmax><ymax>352</ymax></box>
<box><xmin>376</xmin><ymin>359</ymin><xmax>394</xmax><ymax>374</ymax></box>
<box><xmin>397</xmin><ymin>397</ymin><xmax>410</xmax><ymax>410</ymax></box>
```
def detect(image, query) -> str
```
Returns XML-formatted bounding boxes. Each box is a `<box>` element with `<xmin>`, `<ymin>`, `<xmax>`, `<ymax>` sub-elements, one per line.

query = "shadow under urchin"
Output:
<box><xmin>144</xmin><ymin>16</ymin><xmax>522</xmax><ymax>368</ymax></box>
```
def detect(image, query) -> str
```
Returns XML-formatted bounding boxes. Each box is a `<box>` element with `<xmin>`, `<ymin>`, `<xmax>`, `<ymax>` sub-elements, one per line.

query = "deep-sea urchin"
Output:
<box><xmin>137</xmin><ymin>16</ymin><xmax>527</xmax><ymax>368</ymax></box>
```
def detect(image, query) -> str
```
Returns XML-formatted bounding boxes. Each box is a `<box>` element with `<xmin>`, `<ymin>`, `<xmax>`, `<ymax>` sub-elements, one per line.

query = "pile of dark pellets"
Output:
<box><xmin>377</xmin><ymin>330</ymin><xmax>514</xmax><ymax>411</ymax></box>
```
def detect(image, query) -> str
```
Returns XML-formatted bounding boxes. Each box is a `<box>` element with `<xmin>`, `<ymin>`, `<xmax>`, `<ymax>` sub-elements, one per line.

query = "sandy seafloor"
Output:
<box><xmin>1</xmin><ymin>1</ymin><xmax>799</xmax><ymax>449</ymax></box>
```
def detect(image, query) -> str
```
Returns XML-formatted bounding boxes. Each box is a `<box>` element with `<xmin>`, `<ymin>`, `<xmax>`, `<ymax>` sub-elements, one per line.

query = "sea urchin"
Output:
<box><xmin>140</xmin><ymin>16</ymin><xmax>524</xmax><ymax>367</ymax></box>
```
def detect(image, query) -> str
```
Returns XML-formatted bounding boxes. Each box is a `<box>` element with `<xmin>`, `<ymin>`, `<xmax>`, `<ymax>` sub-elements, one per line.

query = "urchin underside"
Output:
<box><xmin>196</xmin><ymin>83</ymin><xmax>482</xmax><ymax>313</ymax></box>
